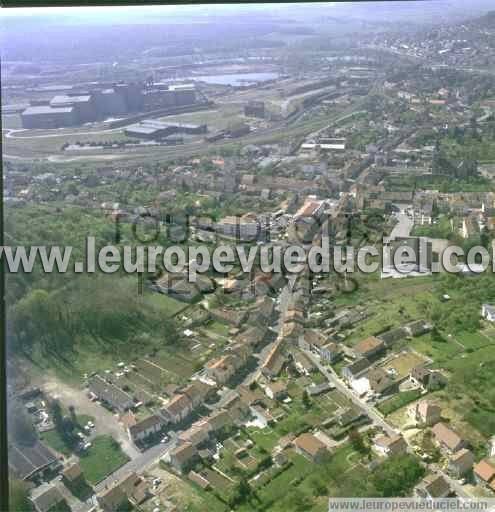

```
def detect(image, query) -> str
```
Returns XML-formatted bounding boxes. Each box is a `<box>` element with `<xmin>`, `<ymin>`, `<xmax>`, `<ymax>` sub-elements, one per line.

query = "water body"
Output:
<box><xmin>190</xmin><ymin>72</ymin><xmax>279</xmax><ymax>86</ymax></box>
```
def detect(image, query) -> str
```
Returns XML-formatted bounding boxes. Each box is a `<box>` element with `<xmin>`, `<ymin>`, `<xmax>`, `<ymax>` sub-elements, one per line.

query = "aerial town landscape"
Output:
<box><xmin>5</xmin><ymin>1</ymin><xmax>495</xmax><ymax>511</ymax></box>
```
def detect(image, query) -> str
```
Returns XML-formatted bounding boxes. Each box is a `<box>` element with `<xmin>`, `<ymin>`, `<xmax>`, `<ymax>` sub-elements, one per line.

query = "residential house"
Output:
<box><xmin>410</xmin><ymin>367</ymin><xmax>446</xmax><ymax>391</ymax></box>
<box><xmin>292</xmin><ymin>350</ymin><xmax>317</xmax><ymax>375</ymax></box>
<box><xmin>250</xmin><ymin>405</ymin><xmax>275</xmax><ymax>428</ymax></box>
<box><xmin>261</xmin><ymin>338</ymin><xmax>286</xmax><ymax>379</ymax></box>
<box><xmin>62</xmin><ymin>462</ymin><xmax>82</xmax><ymax>484</ymax></box>
<box><xmin>482</xmin><ymin>304</ymin><xmax>495</xmax><ymax>322</ymax></box>
<box><xmin>87</xmin><ymin>375</ymin><xmax>134</xmax><ymax>412</ymax></box>
<box><xmin>379</xmin><ymin>327</ymin><xmax>408</xmax><ymax>347</ymax></box>
<box><xmin>410</xmin><ymin>401</ymin><xmax>441</xmax><ymax>426</ymax></box>
<box><xmin>406</xmin><ymin>320</ymin><xmax>432</xmax><ymax>337</ymax></box>
<box><xmin>117</xmin><ymin>472</ymin><xmax>150</xmax><ymax>507</ymax></box>
<box><xmin>415</xmin><ymin>473</ymin><xmax>451</xmax><ymax>499</ymax></box>
<box><xmin>207</xmin><ymin>409</ymin><xmax>231</xmax><ymax>433</ymax></box>
<box><xmin>179</xmin><ymin>423</ymin><xmax>210</xmax><ymax>447</ymax></box>
<box><xmin>97</xmin><ymin>472</ymin><xmax>149</xmax><ymax>511</ymax></box>
<box><xmin>306</xmin><ymin>382</ymin><xmax>334</xmax><ymax>397</ymax></box>
<box><xmin>320</xmin><ymin>342</ymin><xmax>343</xmax><ymax>363</ymax></box>
<box><xmin>205</xmin><ymin>354</ymin><xmax>241</xmax><ymax>384</ymax></box>
<box><xmin>127</xmin><ymin>414</ymin><xmax>163</xmax><ymax>443</ymax></box>
<box><xmin>342</xmin><ymin>358</ymin><xmax>372</xmax><ymax>383</ymax></box>
<box><xmin>170</xmin><ymin>442</ymin><xmax>198</xmax><ymax>473</ymax></box>
<box><xmin>294</xmin><ymin>433</ymin><xmax>328</xmax><ymax>463</ymax></box>
<box><xmin>264</xmin><ymin>382</ymin><xmax>288</xmax><ymax>401</ymax></box>
<box><xmin>373</xmin><ymin>434</ymin><xmax>407</xmax><ymax>457</ymax></box>
<box><xmin>238</xmin><ymin>384</ymin><xmax>265</xmax><ymax>408</ymax></box>
<box><xmin>30</xmin><ymin>485</ymin><xmax>66</xmax><ymax>512</ymax></box>
<box><xmin>182</xmin><ymin>380</ymin><xmax>214</xmax><ymax>408</ymax></box>
<box><xmin>9</xmin><ymin>441</ymin><xmax>60</xmax><ymax>482</ymax></box>
<box><xmin>448</xmin><ymin>449</ymin><xmax>475</xmax><ymax>478</ymax></box>
<box><xmin>162</xmin><ymin>393</ymin><xmax>193</xmax><ymax>424</ymax></box>
<box><xmin>97</xmin><ymin>484</ymin><xmax>129</xmax><ymax>512</ymax></box>
<box><xmin>367</xmin><ymin>368</ymin><xmax>400</xmax><ymax>397</ymax></box>
<box><xmin>353</xmin><ymin>336</ymin><xmax>385</xmax><ymax>360</ymax></box>
<box><xmin>473</xmin><ymin>459</ymin><xmax>495</xmax><ymax>489</ymax></box>
<box><xmin>275</xmin><ymin>433</ymin><xmax>296</xmax><ymax>452</ymax></box>
<box><xmin>432</xmin><ymin>422</ymin><xmax>465</xmax><ymax>453</ymax></box>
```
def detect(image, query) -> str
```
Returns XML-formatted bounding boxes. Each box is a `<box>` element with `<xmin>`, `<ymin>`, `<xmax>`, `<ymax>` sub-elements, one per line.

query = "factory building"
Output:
<box><xmin>244</xmin><ymin>100</ymin><xmax>265</xmax><ymax>118</ymax></box>
<box><xmin>20</xmin><ymin>82</ymin><xmax>198</xmax><ymax>129</ymax></box>
<box><xmin>142</xmin><ymin>83</ymin><xmax>196</xmax><ymax>111</ymax></box>
<box><xmin>125</xmin><ymin>119</ymin><xmax>207</xmax><ymax>139</ymax></box>
<box><xmin>50</xmin><ymin>94</ymin><xmax>97</xmax><ymax>123</ymax></box>
<box><xmin>93</xmin><ymin>88</ymin><xmax>128</xmax><ymax>116</ymax></box>
<box><xmin>168</xmin><ymin>84</ymin><xmax>196</xmax><ymax>105</ymax></box>
<box><xmin>21</xmin><ymin>105</ymin><xmax>77</xmax><ymax>129</ymax></box>
<box><xmin>114</xmin><ymin>83</ymin><xmax>144</xmax><ymax>112</ymax></box>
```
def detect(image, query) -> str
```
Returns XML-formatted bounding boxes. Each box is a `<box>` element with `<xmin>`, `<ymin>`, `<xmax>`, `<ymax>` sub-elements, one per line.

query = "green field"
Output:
<box><xmin>378</xmin><ymin>390</ymin><xmax>423</xmax><ymax>416</ymax></box>
<box><xmin>78</xmin><ymin>435</ymin><xmax>130</xmax><ymax>485</ymax></box>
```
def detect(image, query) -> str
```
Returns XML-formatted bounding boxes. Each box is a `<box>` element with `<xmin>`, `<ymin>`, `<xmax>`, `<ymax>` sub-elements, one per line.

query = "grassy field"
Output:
<box><xmin>147</xmin><ymin>293</ymin><xmax>190</xmax><ymax>317</ymax></box>
<box><xmin>378</xmin><ymin>389</ymin><xmax>423</xmax><ymax>416</ymax></box>
<box><xmin>379</xmin><ymin>351</ymin><xmax>428</xmax><ymax>380</ymax></box>
<box><xmin>78</xmin><ymin>435</ymin><xmax>130</xmax><ymax>485</ymax></box>
<box><xmin>41</xmin><ymin>429</ymin><xmax>73</xmax><ymax>457</ymax></box>
<box><xmin>342</xmin><ymin>276</ymin><xmax>435</xmax><ymax>346</ymax></box>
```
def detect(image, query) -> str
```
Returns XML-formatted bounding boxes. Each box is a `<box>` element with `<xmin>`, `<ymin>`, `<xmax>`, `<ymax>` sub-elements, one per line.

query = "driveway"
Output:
<box><xmin>40</xmin><ymin>378</ymin><xmax>140</xmax><ymax>460</ymax></box>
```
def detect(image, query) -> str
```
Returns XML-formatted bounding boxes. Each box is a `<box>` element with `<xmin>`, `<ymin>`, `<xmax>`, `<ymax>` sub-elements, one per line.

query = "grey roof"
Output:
<box><xmin>50</xmin><ymin>94</ymin><xmax>91</xmax><ymax>105</ymax></box>
<box><xmin>31</xmin><ymin>485</ymin><xmax>64</xmax><ymax>512</ymax></box>
<box><xmin>125</xmin><ymin>125</ymin><xmax>159</xmax><ymax>135</ymax></box>
<box><xmin>129</xmin><ymin>415</ymin><xmax>163</xmax><ymax>437</ymax></box>
<box><xmin>343</xmin><ymin>357</ymin><xmax>371</xmax><ymax>377</ymax></box>
<box><xmin>88</xmin><ymin>375</ymin><xmax>134</xmax><ymax>411</ymax></box>
<box><xmin>22</xmin><ymin>106</ymin><xmax>74</xmax><ymax>115</ymax></box>
<box><xmin>9</xmin><ymin>441</ymin><xmax>58</xmax><ymax>480</ymax></box>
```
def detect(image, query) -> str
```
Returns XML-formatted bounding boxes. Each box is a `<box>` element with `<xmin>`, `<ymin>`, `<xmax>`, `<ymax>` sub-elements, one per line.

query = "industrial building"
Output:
<box><xmin>21</xmin><ymin>105</ymin><xmax>77</xmax><ymax>129</ymax></box>
<box><xmin>244</xmin><ymin>100</ymin><xmax>265</xmax><ymax>118</ymax></box>
<box><xmin>50</xmin><ymin>94</ymin><xmax>97</xmax><ymax>123</ymax></box>
<box><xmin>93</xmin><ymin>88</ymin><xmax>128</xmax><ymax>116</ymax></box>
<box><xmin>142</xmin><ymin>83</ymin><xmax>196</xmax><ymax>111</ymax></box>
<box><xmin>125</xmin><ymin>119</ymin><xmax>207</xmax><ymax>139</ymax></box>
<box><xmin>20</xmin><ymin>81</ymin><xmax>198</xmax><ymax>129</ymax></box>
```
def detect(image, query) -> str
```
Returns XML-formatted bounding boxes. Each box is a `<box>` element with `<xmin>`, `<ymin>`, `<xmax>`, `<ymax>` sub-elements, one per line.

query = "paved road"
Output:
<box><xmin>304</xmin><ymin>350</ymin><xmax>474</xmax><ymax>498</ymax></box>
<box><xmin>304</xmin><ymin>350</ymin><xmax>397</xmax><ymax>437</ymax></box>
<box><xmin>93</xmin><ymin>437</ymin><xmax>177</xmax><ymax>494</ymax></box>
<box><xmin>389</xmin><ymin>211</ymin><xmax>414</xmax><ymax>241</ymax></box>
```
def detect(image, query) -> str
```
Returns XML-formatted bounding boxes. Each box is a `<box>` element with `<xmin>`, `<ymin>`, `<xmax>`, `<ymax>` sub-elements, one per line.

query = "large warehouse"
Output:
<box><xmin>125</xmin><ymin>119</ymin><xmax>207</xmax><ymax>139</ymax></box>
<box><xmin>50</xmin><ymin>94</ymin><xmax>97</xmax><ymax>123</ymax></box>
<box><xmin>20</xmin><ymin>105</ymin><xmax>77</xmax><ymax>129</ymax></box>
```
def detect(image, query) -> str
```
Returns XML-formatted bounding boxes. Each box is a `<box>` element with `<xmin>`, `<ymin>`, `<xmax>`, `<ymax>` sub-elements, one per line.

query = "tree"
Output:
<box><xmin>372</xmin><ymin>454</ymin><xmax>425</xmax><ymax>497</ymax></box>
<box><xmin>68</xmin><ymin>405</ymin><xmax>77</xmax><ymax>426</ymax></box>
<box><xmin>229</xmin><ymin>477</ymin><xmax>254</xmax><ymax>507</ymax></box>
<box><xmin>302</xmin><ymin>390</ymin><xmax>311</xmax><ymax>409</ymax></box>
<box><xmin>348</xmin><ymin>428</ymin><xmax>368</xmax><ymax>454</ymax></box>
